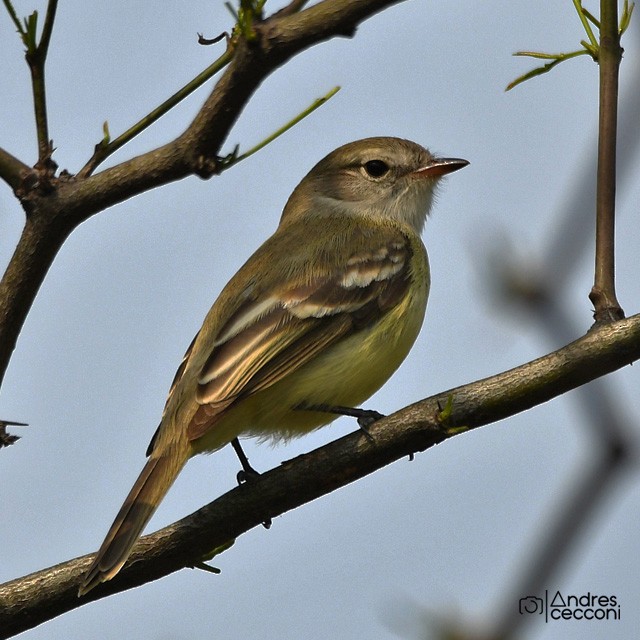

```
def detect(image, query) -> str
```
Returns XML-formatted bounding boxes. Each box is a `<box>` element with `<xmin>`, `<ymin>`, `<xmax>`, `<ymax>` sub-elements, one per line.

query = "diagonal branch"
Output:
<box><xmin>1</xmin><ymin>313</ymin><xmax>639</xmax><ymax>637</ymax></box>
<box><xmin>0</xmin><ymin>0</ymin><xmax>406</xmax><ymax>391</ymax></box>
<box><xmin>76</xmin><ymin>47</ymin><xmax>235</xmax><ymax>179</ymax></box>
<box><xmin>0</xmin><ymin>147</ymin><xmax>34</xmax><ymax>193</ymax></box>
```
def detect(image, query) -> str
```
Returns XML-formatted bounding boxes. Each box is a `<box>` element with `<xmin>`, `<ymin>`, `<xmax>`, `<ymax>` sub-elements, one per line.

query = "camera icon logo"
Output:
<box><xmin>519</xmin><ymin>596</ymin><xmax>544</xmax><ymax>615</ymax></box>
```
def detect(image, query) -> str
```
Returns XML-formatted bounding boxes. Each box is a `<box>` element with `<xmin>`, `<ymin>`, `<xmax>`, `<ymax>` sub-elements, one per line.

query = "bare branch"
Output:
<box><xmin>77</xmin><ymin>46</ymin><xmax>235</xmax><ymax>178</ymax></box>
<box><xmin>23</xmin><ymin>0</ymin><xmax>59</xmax><ymax>167</ymax></box>
<box><xmin>0</xmin><ymin>147</ymin><xmax>34</xmax><ymax>193</ymax></box>
<box><xmin>36</xmin><ymin>0</ymin><xmax>58</xmax><ymax>57</ymax></box>
<box><xmin>1</xmin><ymin>0</ymin><xmax>26</xmax><ymax>38</ymax></box>
<box><xmin>1</xmin><ymin>314</ymin><xmax>639</xmax><ymax>637</ymax></box>
<box><xmin>589</xmin><ymin>0</ymin><xmax>625</xmax><ymax>321</ymax></box>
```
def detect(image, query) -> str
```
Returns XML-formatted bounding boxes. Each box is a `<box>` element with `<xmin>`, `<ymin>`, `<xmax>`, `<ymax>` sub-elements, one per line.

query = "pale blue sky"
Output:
<box><xmin>1</xmin><ymin>2</ymin><xmax>639</xmax><ymax>639</ymax></box>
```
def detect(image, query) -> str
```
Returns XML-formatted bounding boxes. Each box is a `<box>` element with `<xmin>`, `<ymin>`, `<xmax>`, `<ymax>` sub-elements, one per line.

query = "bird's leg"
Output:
<box><xmin>230</xmin><ymin>438</ymin><xmax>272</xmax><ymax>529</ymax></box>
<box><xmin>231</xmin><ymin>437</ymin><xmax>260</xmax><ymax>483</ymax></box>
<box><xmin>295</xmin><ymin>403</ymin><xmax>384</xmax><ymax>442</ymax></box>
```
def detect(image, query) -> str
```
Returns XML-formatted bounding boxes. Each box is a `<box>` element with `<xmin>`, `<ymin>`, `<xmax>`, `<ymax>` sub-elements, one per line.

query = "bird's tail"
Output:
<box><xmin>78</xmin><ymin>449</ymin><xmax>187</xmax><ymax>596</ymax></box>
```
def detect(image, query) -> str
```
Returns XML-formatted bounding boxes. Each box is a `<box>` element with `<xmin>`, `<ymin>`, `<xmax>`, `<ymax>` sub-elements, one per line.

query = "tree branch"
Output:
<box><xmin>0</xmin><ymin>147</ymin><xmax>34</xmax><ymax>193</ymax></box>
<box><xmin>1</xmin><ymin>314</ymin><xmax>639</xmax><ymax>638</ymax></box>
<box><xmin>484</xmin><ymin>289</ymin><xmax>633</xmax><ymax>638</ymax></box>
<box><xmin>35</xmin><ymin>0</ymin><xmax>57</xmax><ymax>58</ymax></box>
<box><xmin>24</xmin><ymin>0</ymin><xmax>59</xmax><ymax>167</ymax></box>
<box><xmin>76</xmin><ymin>47</ymin><xmax>235</xmax><ymax>179</ymax></box>
<box><xmin>0</xmin><ymin>216</ymin><xmax>72</xmax><ymax>389</ymax></box>
<box><xmin>589</xmin><ymin>0</ymin><xmax>624</xmax><ymax>322</ymax></box>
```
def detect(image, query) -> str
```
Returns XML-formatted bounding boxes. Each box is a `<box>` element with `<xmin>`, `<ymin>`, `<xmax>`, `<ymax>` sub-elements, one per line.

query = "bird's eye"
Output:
<box><xmin>363</xmin><ymin>160</ymin><xmax>390</xmax><ymax>178</ymax></box>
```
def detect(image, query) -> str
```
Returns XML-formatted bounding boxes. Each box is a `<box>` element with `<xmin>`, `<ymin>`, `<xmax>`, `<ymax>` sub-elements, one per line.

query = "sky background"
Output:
<box><xmin>2</xmin><ymin>1</ymin><xmax>640</xmax><ymax>639</ymax></box>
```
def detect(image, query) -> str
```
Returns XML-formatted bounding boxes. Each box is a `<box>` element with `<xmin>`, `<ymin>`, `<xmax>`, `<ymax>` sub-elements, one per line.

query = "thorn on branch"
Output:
<box><xmin>0</xmin><ymin>420</ymin><xmax>28</xmax><ymax>449</ymax></box>
<box><xmin>32</xmin><ymin>143</ymin><xmax>59</xmax><ymax>194</ymax></box>
<box><xmin>194</xmin><ymin>147</ymin><xmax>238</xmax><ymax>179</ymax></box>
<box><xmin>189</xmin><ymin>561</ymin><xmax>222</xmax><ymax>574</ymax></box>
<box><xmin>198</xmin><ymin>31</ymin><xmax>229</xmax><ymax>46</ymax></box>
<box><xmin>214</xmin><ymin>145</ymin><xmax>240</xmax><ymax>174</ymax></box>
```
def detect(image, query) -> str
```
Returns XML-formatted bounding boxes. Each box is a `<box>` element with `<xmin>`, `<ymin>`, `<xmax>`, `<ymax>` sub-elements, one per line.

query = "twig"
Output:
<box><xmin>25</xmin><ymin>0</ymin><xmax>59</xmax><ymax>167</ymax></box>
<box><xmin>77</xmin><ymin>47</ymin><xmax>235</xmax><ymax>178</ymax></box>
<box><xmin>574</xmin><ymin>0</ymin><xmax>600</xmax><ymax>52</ymax></box>
<box><xmin>219</xmin><ymin>86</ymin><xmax>340</xmax><ymax>170</ymax></box>
<box><xmin>1</xmin><ymin>0</ymin><xmax>24</xmax><ymax>35</ymax></box>
<box><xmin>506</xmin><ymin>1</ymin><xmax>604</xmax><ymax>91</ymax></box>
<box><xmin>485</xmin><ymin>6</ymin><xmax>636</xmax><ymax>636</ymax></box>
<box><xmin>36</xmin><ymin>0</ymin><xmax>57</xmax><ymax>57</ymax></box>
<box><xmin>506</xmin><ymin>49</ymin><xmax>590</xmax><ymax>91</ymax></box>
<box><xmin>589</xmin><ymin>0</ymin><xmax>625</xmax><ymax>322</ymax></box>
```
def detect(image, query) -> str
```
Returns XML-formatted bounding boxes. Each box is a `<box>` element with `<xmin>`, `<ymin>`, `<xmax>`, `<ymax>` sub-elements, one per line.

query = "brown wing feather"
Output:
<box><xmin>146</xmin><ymin>333</ymin><xmax>199</xmax><ymax>456</ymax></box>
<box><xmin>186</xmin><ymin>238</ymin><xmax>412</xmax><ymax>442</ymax></box>
<box><xmin>196</xmin><ymin>308</ymin><xmax>312</xmax><ymax>406</ymax></box>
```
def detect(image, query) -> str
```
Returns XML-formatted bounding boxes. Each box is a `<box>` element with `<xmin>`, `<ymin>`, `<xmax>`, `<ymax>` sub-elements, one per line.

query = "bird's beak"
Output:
<box><xmin>414</xmin><ymin>157</ymin><xmax>469</xmax><ymax>178</ymax></box>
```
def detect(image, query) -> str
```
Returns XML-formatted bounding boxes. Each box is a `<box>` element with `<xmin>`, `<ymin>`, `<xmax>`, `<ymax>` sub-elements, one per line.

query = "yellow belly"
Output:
<box><xmin>191</xmin><ymin>273</ymin><xmax>429</xmax><ymax>451</ymax></box>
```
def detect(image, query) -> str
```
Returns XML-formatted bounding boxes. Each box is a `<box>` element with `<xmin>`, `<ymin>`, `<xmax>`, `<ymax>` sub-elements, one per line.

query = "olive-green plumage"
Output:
<box><xmin>78</xmin><ymin>137</ymin><xmax>468</xmax><ymax>595</ymax></box>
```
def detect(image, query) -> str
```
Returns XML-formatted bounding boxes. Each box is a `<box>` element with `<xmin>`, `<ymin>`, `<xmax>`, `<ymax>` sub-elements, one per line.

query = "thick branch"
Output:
<box><xmin>0</xmin><ymin>147</ymin><xmax>33</xmax><ymax>193</ymax></box>
<box><xmin>0</xmin><ymin>216</ymin><xmax>72</xmax><ymax>388</ymax></box>
<box><xmin>2</xmin><ymin>314</ymin><xmax>639</xmax><ymax>637</ymax></box>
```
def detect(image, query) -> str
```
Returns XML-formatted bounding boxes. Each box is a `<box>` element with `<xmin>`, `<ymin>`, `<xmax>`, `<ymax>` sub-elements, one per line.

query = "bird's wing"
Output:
<box><xmin>146</xmin><ymin>333</ymin><xmax>199</xmax><ymax>456</ymax></box>
<box><xmin>185</xmin><ymin>237</ymin><xmax>413</xmax><ymax>441</ymax></box>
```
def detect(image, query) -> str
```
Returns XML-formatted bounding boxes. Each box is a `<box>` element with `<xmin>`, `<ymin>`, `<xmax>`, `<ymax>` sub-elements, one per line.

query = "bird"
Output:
<box><xmin>78</xmin><ymin>136</ymin><xmax>468</xmax><ymax>595</ymax></box>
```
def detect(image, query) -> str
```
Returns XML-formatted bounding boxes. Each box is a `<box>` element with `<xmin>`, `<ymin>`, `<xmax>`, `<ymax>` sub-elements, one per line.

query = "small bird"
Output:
<box><xmin>78</xmin><ymin>137</ymin><xmax>468</xmax><ymax>595</ymax></box>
